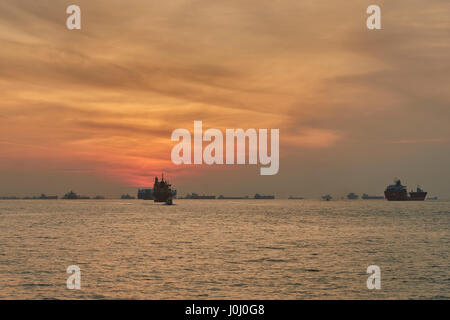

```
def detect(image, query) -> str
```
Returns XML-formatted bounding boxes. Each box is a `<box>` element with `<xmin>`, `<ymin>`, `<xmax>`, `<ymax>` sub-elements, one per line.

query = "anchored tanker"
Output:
<box><xmin>384</xmin><ymin>179</ymin><xmax>427</xmax><ymax>201</ymax></box>
<box><xmin>184</xmin><ymin>193</ymin><xmax>216</xmax><ymax>199</ymax></box>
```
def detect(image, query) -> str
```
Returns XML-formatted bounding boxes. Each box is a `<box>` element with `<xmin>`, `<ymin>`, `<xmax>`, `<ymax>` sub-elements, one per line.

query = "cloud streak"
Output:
<box><xmin>1</xmin><ymin>0</ymin><xmax>449</xmax><ymax>196</ymax></box>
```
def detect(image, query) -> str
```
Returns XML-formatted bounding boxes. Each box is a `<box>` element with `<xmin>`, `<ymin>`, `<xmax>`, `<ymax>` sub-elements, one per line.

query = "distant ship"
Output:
<box><xmin>62</xmin><ymin>191</ymin><xmax>90</xmax><ymax>199</ymax></box>
<box><xmin>137</xmin><ymin>188</ymin><xmax>153</xmax><ymax>200</ymax></box>
<box><xmin>254</xmin><ymin>194</ymin><xmax>275</xmax><ymax>199</ymax></box>
<box><xmin>0</xmin><ymin>196</ymin><xmax>20</xmax><ymax>200</ymax></box>
<box><xmin>384</xmin><ymin>179</ymin><xmax>427</xmax><ymax>201</ymax></box>
<box><xmin>218</xmin><ymin>195</ymin><xmax>249</xmax><ymax>199</ymax></box>
<box><xmin>427</xmin><ymin>196</ymin><xmax>438</xmax><ymax>201</ymax></box>
<box><xmin>138</xmin><ymin>184</ymin><xmax>177</xmax><ymax>202</ymax></box>
<box><xmin>347</xmin><ymin>193</ymin><xmax>359</xmax><ymax>200</ymax></box>
<box><xmin>362</xmin><ymin>193</ymin><xmax>384</xmax><ymax>200</ymax></box>
<box><xmin>121</xmin><ymin>194</ymin><xmax>136</xmax><ymax>199</ymax></box>
<box><xmin>39</xmin><ymin>194</ymin><xmax>58</xmax><ymax>200</ymax></box>
<box><xmin>322</xmin><ymin>194</ymin><xmax>332</xmax><ymax>201</ymax></box>
<box><xmin>152</xmin><ymin>175</ymin><xmax>174</xmax><ymax>205</ymax></box>
<box><xmin>184</xmin><ymin>193</ymin><xmax>216</xmax><ymax>199</ymax></box>
<box><xmin>288</xmin><ymin>196</ymin><xmax>304</xmax><ymax>200</ymax></box>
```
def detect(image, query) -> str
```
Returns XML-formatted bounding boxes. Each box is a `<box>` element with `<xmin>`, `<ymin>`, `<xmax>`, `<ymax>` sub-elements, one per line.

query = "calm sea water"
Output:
<box><xmin>0</xmin><ymin>199</ymin><xmax>449</xmax><ymax>299</ymax></box>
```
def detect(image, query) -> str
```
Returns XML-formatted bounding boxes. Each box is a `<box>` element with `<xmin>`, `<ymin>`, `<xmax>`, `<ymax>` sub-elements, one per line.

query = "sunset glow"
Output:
<box><xmin>1</xmin><ymin>0</ymin><xmax>449</xmax><ymax>197</ymax></box>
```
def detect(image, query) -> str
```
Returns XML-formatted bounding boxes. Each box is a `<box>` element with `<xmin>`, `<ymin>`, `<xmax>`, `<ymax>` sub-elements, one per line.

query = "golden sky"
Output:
<box><xmin>1</xmin><ymin>0</ymin><xmax>449</xmax><ymax>197</ymax></box>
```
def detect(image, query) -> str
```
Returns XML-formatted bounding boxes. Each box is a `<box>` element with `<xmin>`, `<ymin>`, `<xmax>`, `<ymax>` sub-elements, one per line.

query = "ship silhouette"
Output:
<box><xmin>384</xmin><ymin>179</ymin><xmax>427</xmax><ymax>201</ymax></box>
<box><xmin>362</xmin><ymin>193</ymin><xmax>384</xmax><ymax>200</ymax></box>
<box><xmin>121</xmin><ymin>194</ymin><xmax>135</xmax><ymax>199</ymax></box>
<box><xmin>152</xmin><ymin>175</ymin><xmax>174</xmax><ymax>205</ymax></box>
<box><xmin>218</xmin><ymin>195</ymin><xmax>249</xmax><ymax>199</ymax></box>
<box><xmin>62</xmin><ymin>191</ymin><xmax>90</xmax><ymax>199</ymax></box>
<box><xmin>137</xmin><ymin>174</ymin><xmax>176</xmax><ymax>205</ymax></box>
<box><xmin>184</xmin><ymin>193</ymin><xmax>216</xmax><ymax>199</ymax></box>
<box><xmin>347</xmin><ymin>192</ymin><xmax>359</xmax><ymax>200</ymax></box>
<box><xmin>254</xmin><ymin>194</ymin><xmax>275</xmax><ymax>199</ymax></box>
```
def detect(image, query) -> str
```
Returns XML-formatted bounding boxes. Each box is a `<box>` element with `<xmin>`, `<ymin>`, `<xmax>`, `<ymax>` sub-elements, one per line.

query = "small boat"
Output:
<box><xmin>347</xmin><ymin>193</ymin><xmax>359</xmax><ymax>200</ymax></box>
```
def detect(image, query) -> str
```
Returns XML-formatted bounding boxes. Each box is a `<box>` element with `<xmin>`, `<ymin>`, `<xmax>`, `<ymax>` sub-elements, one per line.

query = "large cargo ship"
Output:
<box><xmin>152</xmin><ymin>175</ymin><xmax>174</xmax><ymax>205</ymax></box>
<box><xmin>384</xmin><ymin>179</ymin><xmax>427</xmax><ymax>201</ymax></box>
<box><xmin>138</xmin><ymin>175</ymin><xmax>175</xmax><ymax>205</ymax></box>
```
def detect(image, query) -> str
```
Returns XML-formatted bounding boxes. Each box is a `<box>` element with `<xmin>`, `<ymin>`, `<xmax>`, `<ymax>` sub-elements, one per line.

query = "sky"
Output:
<box><xmin>0</xmin><ymin>0</ymin><xmax>449</xmax><ymax>198</ymax></box>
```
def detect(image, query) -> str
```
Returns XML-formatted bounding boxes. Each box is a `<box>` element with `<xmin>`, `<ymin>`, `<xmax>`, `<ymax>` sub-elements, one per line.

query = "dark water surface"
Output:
<box><xmin>0</xmin><ymin>199</ymin><xmax>449</xmax><ymax>299</ymax></box>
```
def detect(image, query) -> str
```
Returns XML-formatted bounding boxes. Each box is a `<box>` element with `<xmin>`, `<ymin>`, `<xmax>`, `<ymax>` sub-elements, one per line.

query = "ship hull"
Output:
<box><xmin>384</xmin><ymin>191</ymin><xmax>427</xmax><ymax>201</ymax></box>
<box><xmin>384</xmin><ymin>190</ymin><xmax>408</xmax><ymax>201</ymax></box>
<box><xmin>409</xmin><ymin>192</ymin><xmax>427</xmax><ymax>201</ymax></box>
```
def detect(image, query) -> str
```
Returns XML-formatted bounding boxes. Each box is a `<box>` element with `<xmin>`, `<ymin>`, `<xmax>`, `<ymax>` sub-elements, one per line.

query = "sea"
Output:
<box><xmin>0</xmin><ymin>199</ymin><xmax>449</xmax><ymax>299</ymax></box>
